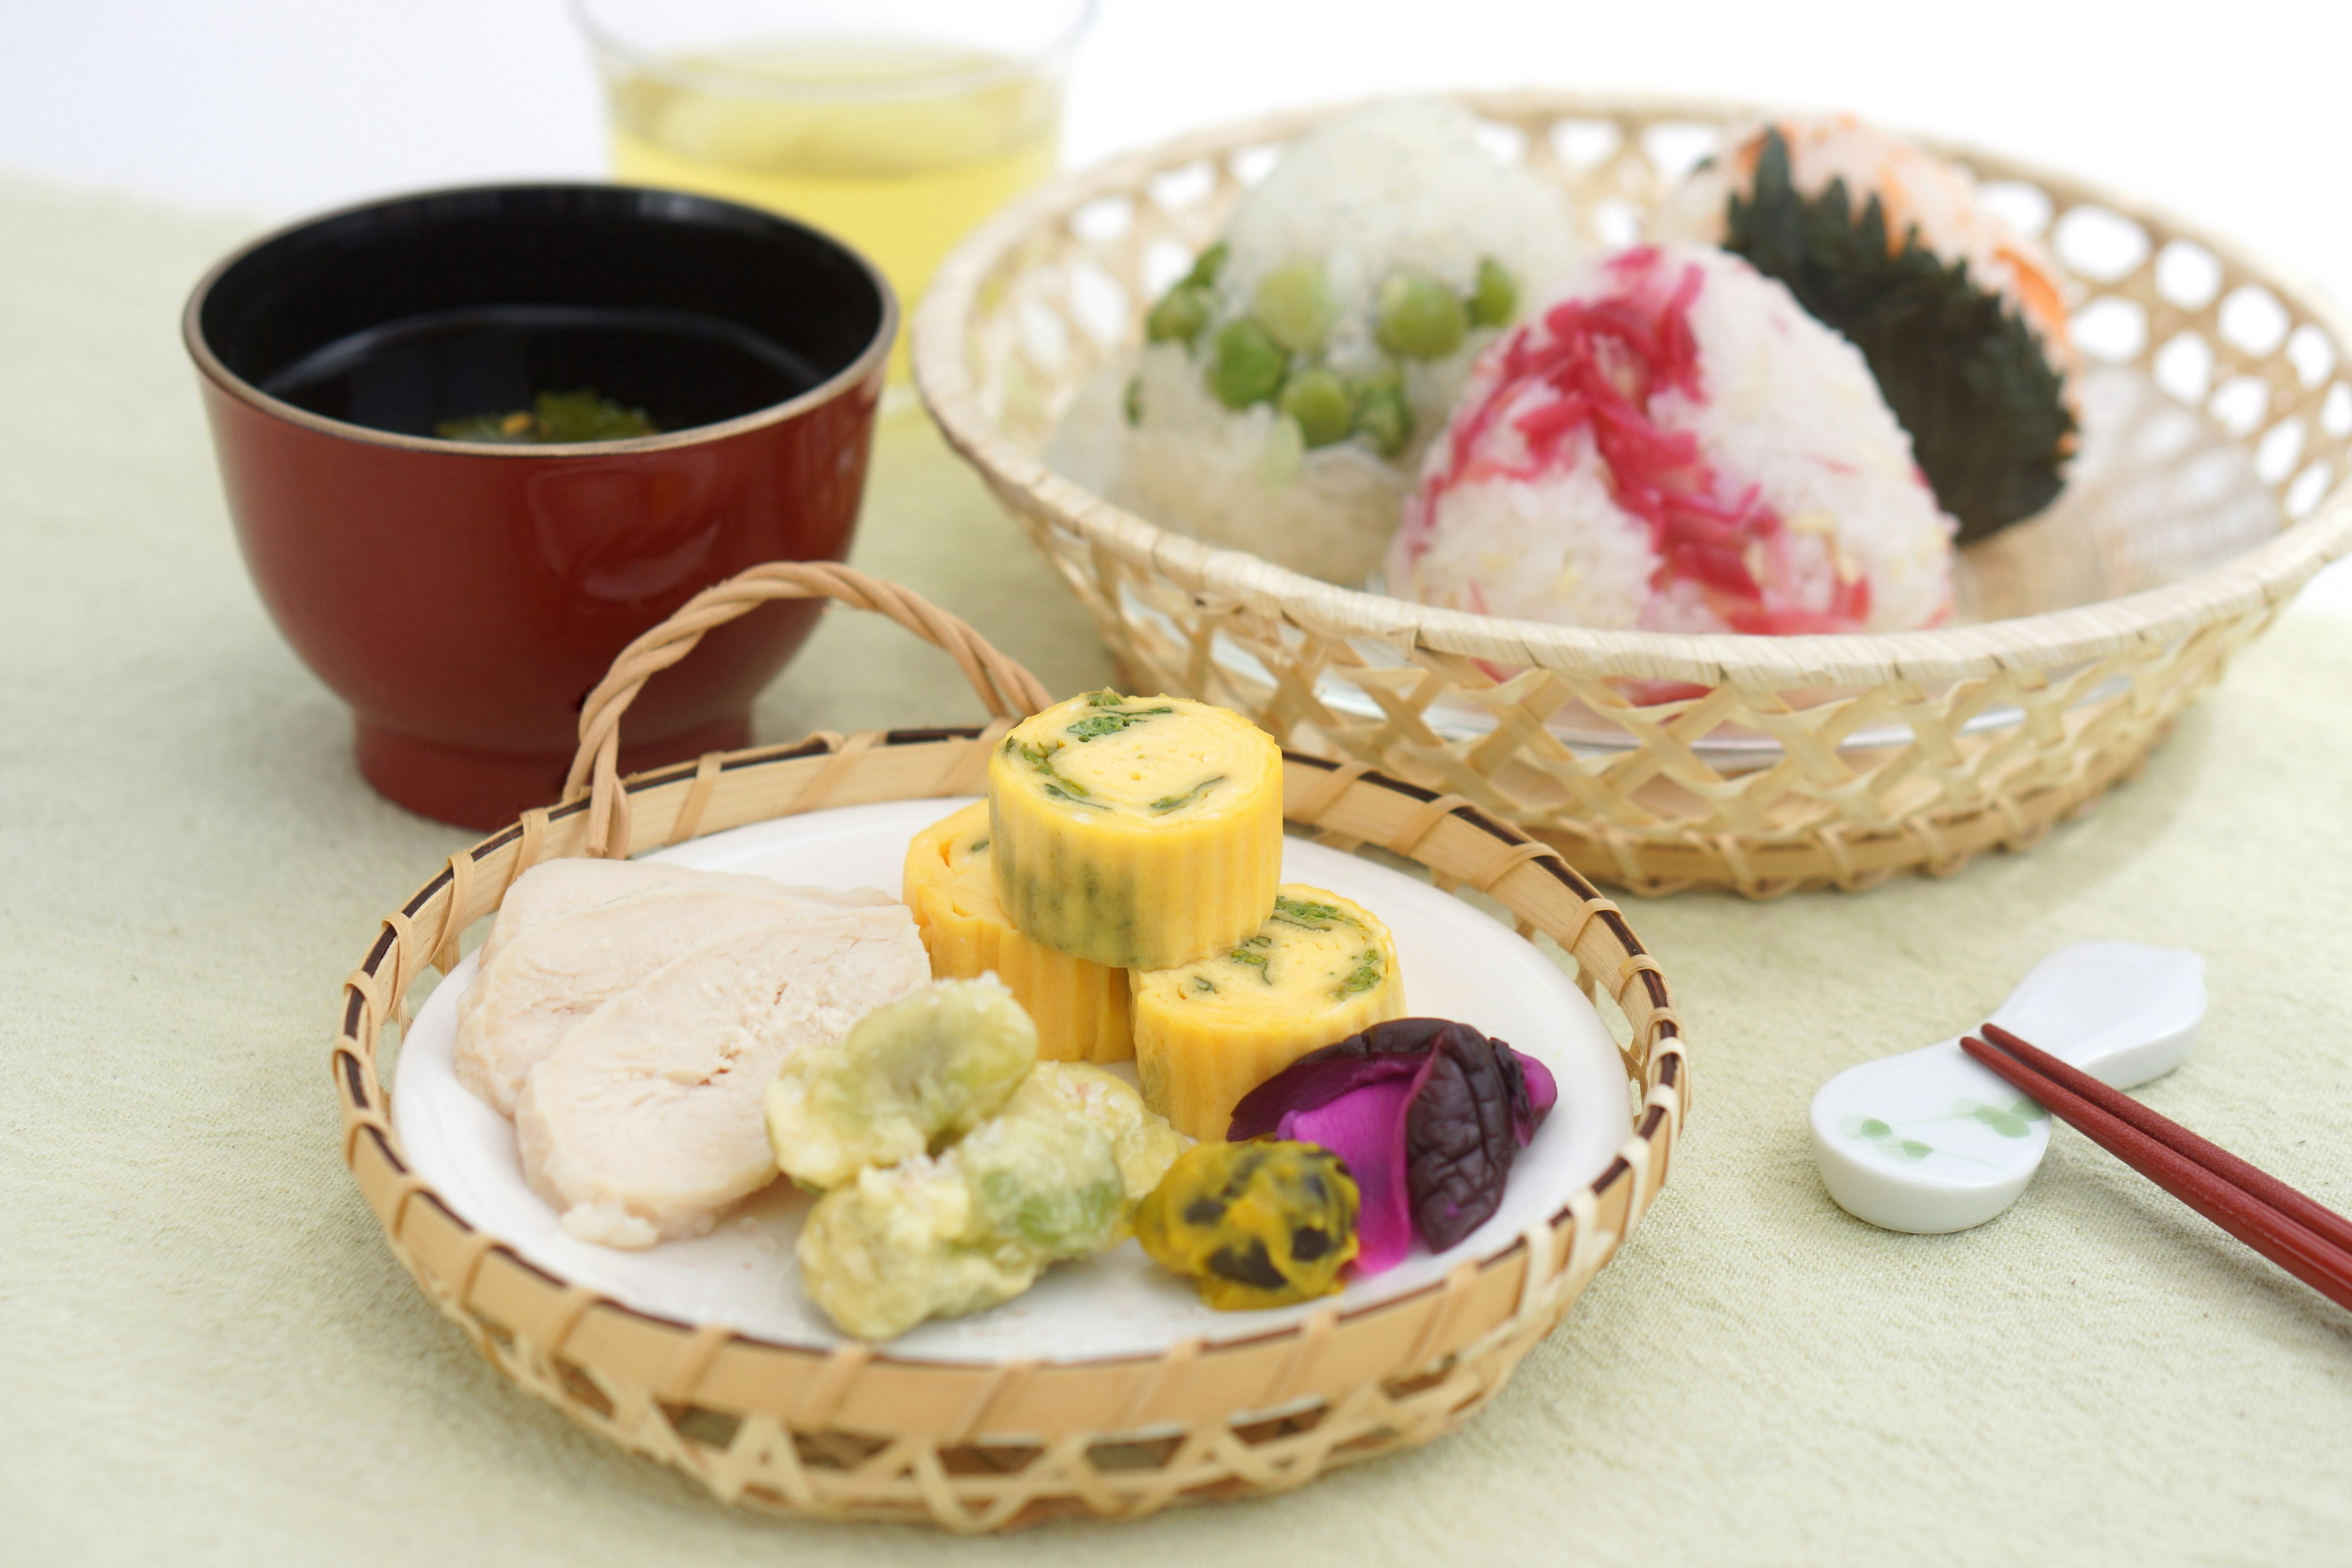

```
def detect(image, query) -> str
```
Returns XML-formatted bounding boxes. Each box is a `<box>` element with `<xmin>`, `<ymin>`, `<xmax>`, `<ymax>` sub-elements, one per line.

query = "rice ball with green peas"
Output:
<box><xmin>1046</xmin><ymin>99</ymin><xmax>1579</xmax><ymax>586</ymax></box>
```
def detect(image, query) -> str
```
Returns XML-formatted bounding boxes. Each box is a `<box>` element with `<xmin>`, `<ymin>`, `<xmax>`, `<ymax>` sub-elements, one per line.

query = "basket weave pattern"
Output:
<box><xmin>336</xmin><ymin>565</ymin><xmax>1686</xmax><ymax>1530</ymax></box>
<box><xmin>914</xmin><ymin>93</ymin><xmax>2352</xmax><ymax>897</ymax></box>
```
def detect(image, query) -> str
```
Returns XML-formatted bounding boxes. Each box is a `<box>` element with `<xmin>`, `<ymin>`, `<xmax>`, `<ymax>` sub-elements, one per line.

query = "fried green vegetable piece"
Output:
<box><xmin>766</xmin><ymin>978</ymin><xmax>1038</xmax><ymax>1191</ymax></box>
<box><xmin>795</xmin><ymin>1157</ymin><xmax>1037</xmax><ymax>1341</ymax></box>
<box><xmin>795</xmin><ymin>1062</ymin><xmax>1179</xmax><ymax>1339</ymax></box>
<box><xmin>1015</xmin><ymin>1061</ymin><xmax>1189</xmax><ymax>1204</ymax></box>
<box><xmin>1136</xmin><ymin>1140</ymin><xmax>1360</xmax><ymax>1310</ymax></box>
<box><xmin>956</xmin><ymin>1066</ymin><xmax>1134</xmax><ymax>1257</ymax></box>
<box><xmin>1206</xmin><ymin>318</ymin><xmax>1288</xmax><ymax>409</ymax></box>
<box><xmin>1374</xmin><ymin>273</ymin><xmax>1468</xmax><ymax>360</ymax></box>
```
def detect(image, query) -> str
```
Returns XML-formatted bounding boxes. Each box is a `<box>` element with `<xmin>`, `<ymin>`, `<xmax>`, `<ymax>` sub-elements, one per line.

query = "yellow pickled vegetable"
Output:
<box><xmin>903</xmin><ymin>802</ymin><xmax>1133</xmax><ymax>1063</ymax></box>
<box><xmin>1136</xmin><ymin>1140</ymin><xmax>1359</xmax><ymax>1310</ymax></box>
<box><xmin>1131</xmin><ymin>886</ymin><xmax>1405</xmax><ymax>1140</ymax></box>
<box><xmin>987</xmin><ymin>690</ymin><xmax>1283</xmax><ymax>971</ymax></box>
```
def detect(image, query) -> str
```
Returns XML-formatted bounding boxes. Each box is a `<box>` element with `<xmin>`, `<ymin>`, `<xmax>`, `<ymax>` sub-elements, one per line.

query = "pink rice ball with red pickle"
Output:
<box><xmin>1385</xmin><ymin>243</ymin><xmax>1956</xmax><ymax>636</ymax></box>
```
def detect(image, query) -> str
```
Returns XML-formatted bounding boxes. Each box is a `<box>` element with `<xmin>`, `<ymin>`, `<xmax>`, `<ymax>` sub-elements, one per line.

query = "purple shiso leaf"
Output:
<box><xmin>1406</xmin><ymin>1024</ymin><xmax>1521</xmax><ymax>1251</ymax></box>
<box><xmin>1228</xmin><ymin>1054</ymin><xmax>1419</xmax><ymax>1137</ymax></box>
<box><xmin>1275</xmin><ymin>1078</ymin><xmax>1419</xmax><ymax>1273</ymax></box>
<box><xmin>1510</xmin><ymin>1049</ymin><xmax>1558</xmax><ymax>1147</ymax></box>
<box><xmin>1227</xmin><ymin>1020</ymin><xmax>1566</xmax><ymax>1273</ymax></box>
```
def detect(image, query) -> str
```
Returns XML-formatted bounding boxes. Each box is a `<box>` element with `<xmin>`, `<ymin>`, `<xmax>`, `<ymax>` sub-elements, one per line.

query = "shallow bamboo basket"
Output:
<box><xmin>334</xmin><ymin>562</ymin><xmax>1687</xmax><ymax>1531</ymax></box>
<box><xmin>913</xmin><ymin>91</ymin><xmax>2352</xmax><ymax>897</ymax></box>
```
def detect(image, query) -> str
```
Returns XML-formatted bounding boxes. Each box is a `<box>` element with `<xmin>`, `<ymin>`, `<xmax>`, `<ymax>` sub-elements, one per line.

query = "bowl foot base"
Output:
<box><xmin>355</xmin><ymin>715</ymin><xmax>752</xmax><ymax>830</ymax></box>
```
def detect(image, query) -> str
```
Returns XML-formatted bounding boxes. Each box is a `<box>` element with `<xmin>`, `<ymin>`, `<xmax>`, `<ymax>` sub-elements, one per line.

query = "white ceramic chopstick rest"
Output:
<box><xmin>1809</xmin><ymin>942</ymin><xmax>2206</xmax><ymax>1234</ymax></box>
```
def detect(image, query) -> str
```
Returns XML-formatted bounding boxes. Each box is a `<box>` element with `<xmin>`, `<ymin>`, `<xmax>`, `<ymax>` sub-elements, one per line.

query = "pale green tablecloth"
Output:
<box><xmin>5</xmin><ymin>175</ymin><xmax>2349</xmax><ymax>1566</ymax></box>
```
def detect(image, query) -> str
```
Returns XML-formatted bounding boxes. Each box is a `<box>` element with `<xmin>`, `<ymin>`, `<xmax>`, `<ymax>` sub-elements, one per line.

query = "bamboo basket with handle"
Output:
<box><xmin>334</xmin><ymin>562</ymin><xmax>1687</xmax><ymax>1531</ymax></box>
<box><xmin>912</xmin><ymin>91</ymin><xmax>2352</xmax><ymax>898</ymax></box>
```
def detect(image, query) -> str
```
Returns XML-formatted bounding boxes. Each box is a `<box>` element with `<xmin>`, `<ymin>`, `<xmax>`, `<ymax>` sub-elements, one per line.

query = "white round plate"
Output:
<box><xmin>392</xmin><ymin>798</ymin><xmax>1630</xmax><ymax>1364</ymax></box>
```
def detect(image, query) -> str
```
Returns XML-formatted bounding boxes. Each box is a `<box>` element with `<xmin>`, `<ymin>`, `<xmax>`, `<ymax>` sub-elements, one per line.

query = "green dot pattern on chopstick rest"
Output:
<box><xmin>1809</xmin><ymin>943</ymin><xmax>2205</xmax><ymax>1235</ymax></box>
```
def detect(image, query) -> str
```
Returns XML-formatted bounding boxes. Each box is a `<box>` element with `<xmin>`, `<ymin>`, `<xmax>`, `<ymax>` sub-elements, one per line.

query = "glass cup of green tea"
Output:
<box><xmin>575</xmin><ymin>0</ymin><xmax>1093</xmax><ymax>385</ymax></box>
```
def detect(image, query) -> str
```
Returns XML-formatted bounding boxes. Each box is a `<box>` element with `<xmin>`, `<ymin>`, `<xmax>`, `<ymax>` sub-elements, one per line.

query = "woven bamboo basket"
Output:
<box><xmin>334</xmin><ymin>562</ymin><xmax>1687</xmax><ymax>1531</ymax></box>
<box><xmin>912</xmin><ymin>91</ymin><xmax>2352</xmax><ymax>898</ymax></box>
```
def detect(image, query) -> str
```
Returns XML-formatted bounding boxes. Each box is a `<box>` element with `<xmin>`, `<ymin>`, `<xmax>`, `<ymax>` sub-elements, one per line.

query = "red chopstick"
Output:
<box><xmin>1959</xmin><ymin>1029</ymin><xmax>2352</xmax><ymax>1313</ymax></box>
<box><xmin>1980</xmin><ymin>1022</ymin><xmax>2352</xmax><ymax>1260</ymax></box>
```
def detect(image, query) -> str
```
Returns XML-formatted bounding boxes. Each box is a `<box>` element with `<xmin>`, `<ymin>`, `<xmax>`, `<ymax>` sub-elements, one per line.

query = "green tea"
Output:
<box><xmin>608</xmin><ymin>36</ymin><xmax>1061</xmax><ymax>380</ymax></box>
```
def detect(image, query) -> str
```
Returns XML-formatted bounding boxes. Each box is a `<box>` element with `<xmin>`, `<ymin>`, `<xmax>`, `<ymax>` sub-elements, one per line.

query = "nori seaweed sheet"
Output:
<box><xmin>1723</xmin><ymin>130</ymin><xmax>2076</xmax><ymax>542</ymax></box>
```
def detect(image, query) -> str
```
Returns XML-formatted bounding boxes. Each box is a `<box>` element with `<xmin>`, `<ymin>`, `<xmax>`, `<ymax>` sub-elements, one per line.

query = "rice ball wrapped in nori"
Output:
<box><xmin>1047</xmin><ymin>98</ymin><xmax>1580</xmax><ymax>586</ymax></box>
<box><xmin>1386</xmin><ymin>244</ymin><xmax>1956</xmax><ymax>636</ymax></box>
<box><xmin>1654</xmin><ymin>115</ymin><xmax>2078</xmax><ymax>541</ymax></box>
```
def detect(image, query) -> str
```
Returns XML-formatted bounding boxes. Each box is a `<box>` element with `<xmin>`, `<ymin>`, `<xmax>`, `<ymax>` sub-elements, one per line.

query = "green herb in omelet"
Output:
<box><xmin>1270</xmin><ymin>895</ymin><xmax>1353</xmax><ymax>930</ymax></box>
<box><xmin>1335</xmin><ymin>948</ymin><xmax>1384</xmax><ymax>1000</ymax></box>
<box><xmin>1006</xmin><ymin>736</ymin><xmax>1090</xmax><ymax>801</ymax></box>
<box><xmin>1065</xmin><ymin>701</ymin><xmax>1173</xmax><ymax>742</ymax></box>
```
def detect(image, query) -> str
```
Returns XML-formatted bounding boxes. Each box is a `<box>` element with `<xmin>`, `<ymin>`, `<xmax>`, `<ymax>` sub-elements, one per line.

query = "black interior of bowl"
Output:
<box><xmin>197</xmin><ymin>185</ymin><xmax>889</xmax><ymax>440</ymax></box>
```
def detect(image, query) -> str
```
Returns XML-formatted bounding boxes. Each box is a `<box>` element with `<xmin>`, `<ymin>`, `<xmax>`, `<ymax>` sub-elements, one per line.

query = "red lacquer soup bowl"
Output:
<box><xmin>185</xmin><ymin>184</ymin><xmax>894</xmax><ymax>827</ymax></box>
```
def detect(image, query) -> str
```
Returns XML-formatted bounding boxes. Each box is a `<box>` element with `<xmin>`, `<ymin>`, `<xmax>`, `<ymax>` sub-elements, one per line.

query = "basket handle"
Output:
<box><xmin>562</xmin><ymin>560</ymin><xmax>1055</xmax><ymax>858</ymax></box>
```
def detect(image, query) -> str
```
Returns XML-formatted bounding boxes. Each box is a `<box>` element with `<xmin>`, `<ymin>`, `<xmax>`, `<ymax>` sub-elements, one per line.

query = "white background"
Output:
<box><xmin>4</xmin><ymin>0</ymin><xmax>2346</xmax><ymax>609</ymax></box>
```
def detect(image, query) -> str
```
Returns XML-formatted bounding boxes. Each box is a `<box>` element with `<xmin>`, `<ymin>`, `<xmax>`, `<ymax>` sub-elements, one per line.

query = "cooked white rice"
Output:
<box><xmin>1046</xmin><ymin>98</ymin><xmax>1580</xmax><ymax>586</ymax></box>
<box><xmin>1212</xmin><ymin>98</ymin><xmax>1580</xmax><ymax>386</ymax></box>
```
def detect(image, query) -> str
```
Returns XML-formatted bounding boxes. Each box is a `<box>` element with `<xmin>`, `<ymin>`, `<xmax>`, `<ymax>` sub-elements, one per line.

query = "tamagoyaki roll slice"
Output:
<box><xmin>1131</xmin><ymin>885</ymin><xmax>1405</xmax><ymax>1141</ymax></box>
<box><xmin>987</xmin><ymin>690</ymin><xmax>1284</xmax><ymax>972</ymax></box>
<box><xmin>903</xmin><ymin>802</ymin><xmax>1133</xmax><ymax>1064</ymax></box>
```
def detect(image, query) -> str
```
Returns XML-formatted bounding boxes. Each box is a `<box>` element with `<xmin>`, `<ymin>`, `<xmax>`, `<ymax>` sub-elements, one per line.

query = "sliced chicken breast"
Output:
<box><xmin>454</xmin><ymin>884</ymin><xmax>890</xmax><ymax>1114</ymax></box>
<box><xmin>469</xmin><ymin>858</ymin><xmax>790</xmax><ymax>973</ymax></box>
<box><xmin>514</xmin><ymin>908</ymin><xmax>929</xmax><ymax>1248</ymax></box>
<box><xmin>454</xmin><ymin>858</ymin><xmax>890</xmax><ymax>1106</ymax></box>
